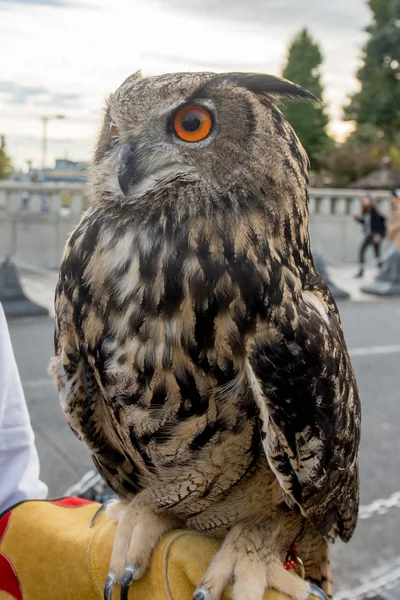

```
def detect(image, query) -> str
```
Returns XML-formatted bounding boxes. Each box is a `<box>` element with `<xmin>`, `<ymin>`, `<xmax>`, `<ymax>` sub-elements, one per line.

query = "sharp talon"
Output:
<box><xmin>104</xmin><ymin>572</ymin><xmax>117</xmax><ymax>600</ymax></box>
<box><xmin>193</xmin><ymin>586</ymin><xmax>211</xmax><ymax>600</ymax></box>
<box><xmin>308</xmin><ymin>583</ymin><xmax>330</xmax><ymax>600</ymax></box>
<box><xmin>90</xmin><ymin>500</ymin><xmax>117</xmax><ymax>528</ymax></box>
<box><xmin>120</xmin><ymin>564</ymin><xmax>137</xmax><ymax>600</ymax></box>
<box><xmin>90</xmin><ymin>504</ymin><xmax>106</xmax><ymax>528</ymax></box>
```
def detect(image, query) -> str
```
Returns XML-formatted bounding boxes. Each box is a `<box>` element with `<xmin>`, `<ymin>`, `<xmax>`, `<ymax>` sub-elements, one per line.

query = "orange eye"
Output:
<box><xmin>173</xmin><ymin>105</ymin><xmax>213</xmax><ymax>142</ymax></box>
<box><xmin>110</xmin><ymin>123</ymin><xmax>119</xmax><ymax>139</ymax></box>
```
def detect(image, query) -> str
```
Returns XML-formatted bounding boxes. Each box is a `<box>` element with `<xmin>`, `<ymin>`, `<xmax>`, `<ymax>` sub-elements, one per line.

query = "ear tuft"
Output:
<box><xmin>211</xmin><ymin>73</ymin><xmax>317</xmax><ymax>101</ymax></box>
<box><xmin>116</xmin><ymin>70</ymin><xmax>142</xmax><ymax>92</ymax></box>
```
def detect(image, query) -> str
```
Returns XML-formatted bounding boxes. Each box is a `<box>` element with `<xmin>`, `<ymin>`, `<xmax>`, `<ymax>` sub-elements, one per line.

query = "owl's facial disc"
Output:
<box><xmin>117</xmin><ymin>140</ymin><xmax>187</xmax><ymax>197</ymax></box>
<box><xmin>116</xmin><ymin>103</ymin><xmax>215</xmax><ymax>197</ymax></box>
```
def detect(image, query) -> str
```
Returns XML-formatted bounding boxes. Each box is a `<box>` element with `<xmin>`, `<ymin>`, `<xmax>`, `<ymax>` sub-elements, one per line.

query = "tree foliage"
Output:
<box><xmin>320</xmin><ymin>123</ymin><xmax>400</xmax><ymax>185</ymax></box>
<box><xmin>344</xmin><ymin>0</ymin><xmax>400</xmax><ymax>141</ymax></box>
<box><xmin>321</xmin><ymin>142</ymin><xmax>380</xmax><ymax>186</ymax></box>
<box><xmin>281</xmin><ymin>28</ymin><xmax>333</xmax><ymax>169</ymax></box>
<box><xmin>0</xmin><ymin>135</ymin><xmax>12</xmax><ymax>180</ymax></box>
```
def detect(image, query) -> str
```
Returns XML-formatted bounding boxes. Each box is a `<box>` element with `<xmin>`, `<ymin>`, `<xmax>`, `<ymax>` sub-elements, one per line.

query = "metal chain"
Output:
<box><xmin>64</xmin><ymin>469</ymin><xmax>102</xmax><ymax>497</ymax></box>
<box><xmin>358</xmin><ymin>490</ymin><xmax>400</xmax><ymax>520</ymax></box>
<box><xmin>334</xmin><ymin>565</ymin><xmax>400</xmax><ymax>600</ymax></box>
<box><xmin>326</xmin><ymin>493</ymin><xmax>400</xmax><ymax>600</ymax></box>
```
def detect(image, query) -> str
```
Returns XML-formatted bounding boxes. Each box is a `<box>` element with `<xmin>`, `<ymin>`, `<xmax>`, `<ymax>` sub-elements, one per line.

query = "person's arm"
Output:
<box><xmin>389</xmin><ymin>223</ymin><xmax>400</xmax><ymax>240</ymax></box>
<box><xmin>388</xmin><ymin>212</ymin><xmax>400</xmax><ymax>240</ymax></box>
<box><xmin>0</xmin><ymin>303</ymin><xmax>48</xmax><ymax>512</ymax></box>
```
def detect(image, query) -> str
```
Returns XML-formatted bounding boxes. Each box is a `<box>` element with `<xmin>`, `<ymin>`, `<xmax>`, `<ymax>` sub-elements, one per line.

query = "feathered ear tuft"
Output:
<box><xmin>212</xmin><ymin>73</ymin><xmax>317</xmax><ymax>101</ymax></box>
<box><xmin>116</xmin><ymin>70</ymin><xmax>142</xmax><ymax>92</ymax></box>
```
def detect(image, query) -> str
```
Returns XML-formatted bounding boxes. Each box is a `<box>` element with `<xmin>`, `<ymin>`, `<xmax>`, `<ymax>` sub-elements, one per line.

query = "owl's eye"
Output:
<box><xmin>173</xmin><ymin>105</ymin><xmax>213</xmax><ymax>142</ymax></box>
<box><xmin>110</xmin><ymin>123</ymin><xmax>120</xmax><ymax>141</ymax></box>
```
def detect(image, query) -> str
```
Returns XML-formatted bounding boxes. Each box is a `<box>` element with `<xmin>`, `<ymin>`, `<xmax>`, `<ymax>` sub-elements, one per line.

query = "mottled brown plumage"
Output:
<box><xmin>50</xmin><ymin>71</ymin><xmax>360</xmax><ymax>600</ymax></box>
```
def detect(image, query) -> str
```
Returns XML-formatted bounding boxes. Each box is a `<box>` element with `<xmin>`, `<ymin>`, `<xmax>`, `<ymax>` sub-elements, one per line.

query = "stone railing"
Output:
<box><xmin>0</xmin><ymin>181</ymin><xmax>393</xmax><ymax>216</ymax></box>
<box><xmin>308</xmin><ymin>188</ymin><xmax>391</xmax><ymax>217</ymax></box>
<box><xmin>0</xmin><ymin>181</ymin><xmax>393</xmax><ymax>268</ymax></box>
<box><xmin>0</xmin><ymin>181</ymin><xmax>87</xmax><ymax>215</ymax></box>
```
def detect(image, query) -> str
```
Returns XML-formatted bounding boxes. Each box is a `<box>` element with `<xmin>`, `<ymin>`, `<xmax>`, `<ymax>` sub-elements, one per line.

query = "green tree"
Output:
<box><xmin>344</xmin><ymin>0</ymin><xmax>400</xmax><ymax>141</ymax></box>
<box><xmin>0</xmin><ymin>135</ymin><xmax>12</xmax><ymax>180</ymax></box>
<box><xmin>321</xmin><ymin>141</ymin><xmax>380</xmax><ymax>185</ymax></box>
<box><xmin>281</xmin><ymin>28</ymin><xmax>332</xmax><ymax>169</ymax></box>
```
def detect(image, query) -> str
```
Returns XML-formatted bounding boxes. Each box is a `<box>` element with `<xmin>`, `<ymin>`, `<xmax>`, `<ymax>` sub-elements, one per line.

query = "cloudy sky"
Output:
<box><xmin>0</xmin><ymin>0</ymin><xmax>371</xmax><ymax>169</ymax></box>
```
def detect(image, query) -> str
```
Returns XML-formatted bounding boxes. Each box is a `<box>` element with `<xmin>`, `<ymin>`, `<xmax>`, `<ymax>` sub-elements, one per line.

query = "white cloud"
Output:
<box><xmin>0</xmin><ymin>0</ymin><xmax>370</xmax><ymax>168</ymax></box>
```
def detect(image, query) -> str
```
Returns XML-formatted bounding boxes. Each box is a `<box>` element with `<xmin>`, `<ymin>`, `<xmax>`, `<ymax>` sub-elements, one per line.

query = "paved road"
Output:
<box><xmin>7</xmin><ymin>298</ymin><xmax>400</xmax><ymax>593</ymax></box>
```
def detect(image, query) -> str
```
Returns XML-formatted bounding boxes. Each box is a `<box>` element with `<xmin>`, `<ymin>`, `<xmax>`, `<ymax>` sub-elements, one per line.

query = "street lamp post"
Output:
<box><xmin>41</xmin><ymin>114</ymin><xmax>65</xmax><ymax>172</ymax></box>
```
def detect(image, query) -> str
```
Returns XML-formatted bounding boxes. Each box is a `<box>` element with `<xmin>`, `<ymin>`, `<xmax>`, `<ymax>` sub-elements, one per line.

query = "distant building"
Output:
<box><xmin>43</xmin><ymin>159</ymin><xmax>89</xmax><ymax>183</ymax></box>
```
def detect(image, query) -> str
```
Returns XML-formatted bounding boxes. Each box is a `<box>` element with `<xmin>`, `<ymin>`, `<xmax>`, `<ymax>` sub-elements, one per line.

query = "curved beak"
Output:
<box><xmin>117</xmin><ymin>143</ymin><xmax>136</xmax><ymax>197</ymax></box>
<box><xmin>117</xmin><ymin>139</ymin><xmax>194</xmax><ymax>197</ymax></box>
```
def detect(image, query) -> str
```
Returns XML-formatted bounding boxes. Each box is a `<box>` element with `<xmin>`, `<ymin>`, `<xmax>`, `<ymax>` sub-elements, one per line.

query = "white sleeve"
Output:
<box><xmin>0</xmin><ymin>303</ymin><xmax>48</xmax><ymax>513</ymax></box>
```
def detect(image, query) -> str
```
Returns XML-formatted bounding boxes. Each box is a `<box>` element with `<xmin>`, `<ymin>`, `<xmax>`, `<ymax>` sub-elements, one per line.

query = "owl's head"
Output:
<box><xmin>92</xmin><ymin>71</ymin><xmax>314</xmax><ymax>205</ymax></box>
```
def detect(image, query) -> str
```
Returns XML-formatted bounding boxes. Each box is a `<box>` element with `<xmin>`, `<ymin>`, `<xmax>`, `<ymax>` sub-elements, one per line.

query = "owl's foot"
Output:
<box><xmin>104</xmin><ymin>500</ymin><xmax>178</xmax><ymax>600</ymax></box>
<box><xmin>192</xmin><ymin>524</ymin><xmax>314</xmax><ymax>600</ymax></box>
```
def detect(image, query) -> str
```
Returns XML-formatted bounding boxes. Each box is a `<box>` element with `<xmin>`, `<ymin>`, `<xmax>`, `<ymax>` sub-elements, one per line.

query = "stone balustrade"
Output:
<box><xmin>0</xmin><ymin>181</ymin><xmax>393</xmax><ymax>216</ymax></box>
<box><xmin>0</xmin><ymin>181</ymin><xmax>86</xmax><ymax>215</ymax></box>
<box><xmin>0</xmin><ymin>181</ymin><xmax>393</xmax><ymax>269</ymax></box>
<box><xmin>308</xmin><ymin>188</ymin><xmax>391</xmax><ymax>217</ymax></box>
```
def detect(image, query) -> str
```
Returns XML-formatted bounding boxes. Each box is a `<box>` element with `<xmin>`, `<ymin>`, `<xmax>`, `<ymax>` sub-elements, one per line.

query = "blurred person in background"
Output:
<box><xmin>388</xmin><ymin>190</ymin><xmax>400</xmax><ymax>252</ymax></box>
<box><xmin>353</xmin><ymin>195</ymin><xmax>386</xmax><ymax>278</ymax></box>
<box><xmin>0</xmin><ymin>303</ymin><xmax>48</xmax><ymax>513</ymax></box>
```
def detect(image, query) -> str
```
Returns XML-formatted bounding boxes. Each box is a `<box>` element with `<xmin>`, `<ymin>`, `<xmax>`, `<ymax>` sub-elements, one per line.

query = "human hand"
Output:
<box><xmin>373</xmin><ymin>234</ymin><xmax>382</xmax><ymax>244</ymax></box>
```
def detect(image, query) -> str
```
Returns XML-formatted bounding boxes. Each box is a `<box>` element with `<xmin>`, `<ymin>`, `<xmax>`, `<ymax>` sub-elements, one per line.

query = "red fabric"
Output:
<box><xmin>0</xmin><ymin>511</ymin><xmax>11</xmax><ymax>542</ymax></box>
<box><xmin>0</xmin><ymin>553</ymin><xmax>23</xmax><ymax>600</ymax></box>
<box><xmin>50</xmin><ymin>497</ymin><xmax>93</xmax><ymax>508</ymax></box>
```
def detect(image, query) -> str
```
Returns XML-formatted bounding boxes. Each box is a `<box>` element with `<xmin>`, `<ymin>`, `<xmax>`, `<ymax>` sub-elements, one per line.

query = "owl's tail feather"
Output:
<box><xmin>299</xmin><ymin>527</ymin><xmax>333</xmax><ymax>600</ymax></box>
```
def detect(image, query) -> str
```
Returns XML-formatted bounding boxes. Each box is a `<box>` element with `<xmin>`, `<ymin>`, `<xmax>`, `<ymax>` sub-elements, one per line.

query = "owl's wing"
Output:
<box><xmin>51</xmin><ymin>283</ymin><xmax>141</xmax><ymax>502</ymax></box>
<box><xmin>247</xmin><ymin>283</ymin><xmax>360</xmax><ymax>542</ymax></box>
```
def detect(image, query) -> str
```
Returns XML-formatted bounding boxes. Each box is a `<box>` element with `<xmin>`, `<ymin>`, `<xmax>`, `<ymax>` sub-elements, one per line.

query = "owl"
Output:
<box><xmin>50</xmin><ymin>71</ymin><xmax>360</xmax><ymax>600</ymax></box>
